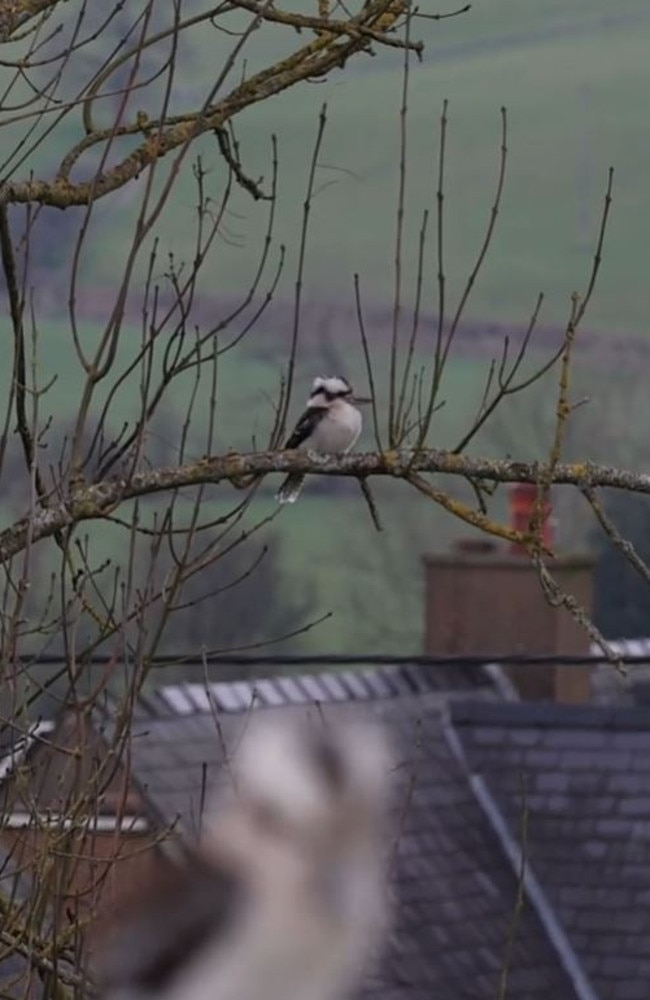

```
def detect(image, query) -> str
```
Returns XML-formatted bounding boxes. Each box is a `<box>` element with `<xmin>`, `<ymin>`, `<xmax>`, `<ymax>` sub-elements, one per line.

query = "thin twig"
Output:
<box><xmin>533</xmin><ymin>554</ymin><xmax>625</xmax><ymax>675</ymax></box>
<box><xmin>497</xmin><ymin>775</ymin><xmax>528</xmax><ymax>1000</ymax></box>
<box><xmin>358</xmin><ymin>479</ymin><xmax>383</xmax><ymax>532</ymax></box>
<box><xmin>582</xmin><ymin>486</ymin><xmax>650</xmax><ymax>589</ymax></box>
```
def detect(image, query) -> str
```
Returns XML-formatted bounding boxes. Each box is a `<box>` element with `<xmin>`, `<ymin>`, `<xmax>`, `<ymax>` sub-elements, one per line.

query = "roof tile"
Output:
<box><xmin>456</xmin><ymin>698</ymin><xmax>650</xmax><ymax>1000</ymax></box>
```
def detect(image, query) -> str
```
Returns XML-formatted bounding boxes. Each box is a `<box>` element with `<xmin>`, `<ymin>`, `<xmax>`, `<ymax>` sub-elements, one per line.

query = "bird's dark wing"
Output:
<box><xmin>96</xmin><ymin>851</ymin><xmax>246</xmax><ymax>994</ymax></box>
<box><xmin>285</xmin><ymin>407</ymin><xmax>326</xmax><ymax>449</ymax></box>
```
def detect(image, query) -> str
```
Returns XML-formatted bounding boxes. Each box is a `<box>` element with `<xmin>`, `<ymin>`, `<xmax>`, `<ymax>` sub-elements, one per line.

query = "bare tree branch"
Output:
<box><xmin>0</xmin><ymin>0</ymin><xmax>419</xmax><ymax>209</ymax></box>
<box><xmin>4</xmin><ymin>449</ymin><xmax>650</xmax><ymax>563</ymax></box>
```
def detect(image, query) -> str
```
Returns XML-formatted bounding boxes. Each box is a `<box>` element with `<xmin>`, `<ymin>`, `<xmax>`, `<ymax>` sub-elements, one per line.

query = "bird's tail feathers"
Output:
<box><xmin>276</xmin><ymin>473</ymin><xmax>305</xmax><ymax>505</ymax></box>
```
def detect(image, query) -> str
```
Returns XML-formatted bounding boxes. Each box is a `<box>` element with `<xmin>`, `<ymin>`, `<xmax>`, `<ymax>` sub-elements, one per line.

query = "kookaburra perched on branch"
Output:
<box><xmin>276</xmin><ymin>376</ymin><xmax>372</xmax><ymax>504</ymax></box>
<box><xmin>96</xmin><ymin>716</ymin><xmax>392</xmax><ymax>1000</ymax></box>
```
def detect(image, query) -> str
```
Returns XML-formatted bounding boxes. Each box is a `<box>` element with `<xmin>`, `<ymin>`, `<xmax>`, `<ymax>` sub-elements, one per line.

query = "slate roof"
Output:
<box><xmin>120</xmin><ymin>662</ymin><xmax>493</xmax><ymax>830</ymax></box>
<box><xmin>454</xmin><ymin>699</ymin><xmax>650</xmax><ymax>1000</ymax></box>
<box><xmin>111</xmin><ymin>664</ymin><xmax>584</xmax><ymax>1000</ymax></box>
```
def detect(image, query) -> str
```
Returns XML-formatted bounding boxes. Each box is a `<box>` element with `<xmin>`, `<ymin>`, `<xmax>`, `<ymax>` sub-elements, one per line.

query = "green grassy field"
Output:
<box><xmin>74</xmin><ymin>0</ymin><xmax>650</xmax><ymax>339</ymax></box>
<box><xmin>2</xmin><ymin>0</ymin><xmax>648</xmax><ymax>655</ymax></box>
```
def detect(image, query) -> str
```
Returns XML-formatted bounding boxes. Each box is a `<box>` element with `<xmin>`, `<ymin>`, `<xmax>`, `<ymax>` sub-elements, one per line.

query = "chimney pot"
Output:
<box><xmin>509</xmin><ymin>482</ymin><xmax>553</xmax><ymax>554</ymax></box>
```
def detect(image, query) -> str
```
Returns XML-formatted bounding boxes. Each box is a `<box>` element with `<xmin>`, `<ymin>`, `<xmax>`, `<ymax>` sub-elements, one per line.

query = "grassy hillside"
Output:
<box><xmin>1</xmin><ymin>1</ymin><xmax>648</xmax><ymax>655</ymax></box>
<box><xmin>72</xmin><ymin>0</ymin><xmax>650</xmax><ymax>337</ymax></box>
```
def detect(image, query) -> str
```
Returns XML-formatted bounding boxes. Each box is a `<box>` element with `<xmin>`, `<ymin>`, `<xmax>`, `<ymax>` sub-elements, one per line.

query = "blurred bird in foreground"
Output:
<box><xmin>96</xmin><ymin>716</ymin><xmax>392</xmax><ymax>1000</ymax></box>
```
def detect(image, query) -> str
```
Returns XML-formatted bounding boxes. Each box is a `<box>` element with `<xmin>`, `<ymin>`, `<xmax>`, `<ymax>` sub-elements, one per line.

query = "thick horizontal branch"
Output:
<box><xmin>0</xmin><ymin>0</ymin><xmax>58</xmax><ymax>43</ymax></box>
<box><xmin>0</xmin><ymin>0</ymin><xmax>414</xmax><ymax>208</ymax></box>
<box><xmin>1</xmin><ymin>450</ymin><xmax>650</xmax><ymax>562</ymax></box>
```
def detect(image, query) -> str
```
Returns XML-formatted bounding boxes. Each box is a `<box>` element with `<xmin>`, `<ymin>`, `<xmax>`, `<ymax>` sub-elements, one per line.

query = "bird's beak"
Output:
<box><xmin>355</xmin><ymin>396</ymin><xmax>373</xmax><ymax>405</ymax></box>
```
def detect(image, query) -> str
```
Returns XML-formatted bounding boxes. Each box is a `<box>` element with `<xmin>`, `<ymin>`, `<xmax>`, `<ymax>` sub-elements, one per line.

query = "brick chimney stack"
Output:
<box><xmin>423</xmin><ymin>486</ymin><xmax>594</xmax><ymax>703</ymax></box>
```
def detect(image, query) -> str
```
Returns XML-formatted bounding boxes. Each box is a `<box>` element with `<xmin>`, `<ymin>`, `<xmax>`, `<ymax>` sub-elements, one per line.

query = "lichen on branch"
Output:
<box><xmin>3</xmin><ymin>449</ymin><xmax>650</xmax><ymax>562</ymax></box>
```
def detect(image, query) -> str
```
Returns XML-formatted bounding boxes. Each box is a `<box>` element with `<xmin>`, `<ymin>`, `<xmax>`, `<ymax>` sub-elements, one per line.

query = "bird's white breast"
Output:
<box><xmin>308</xmin><ymin>401</ymin><xmax>362</xmax><ymax>454</ymax></box>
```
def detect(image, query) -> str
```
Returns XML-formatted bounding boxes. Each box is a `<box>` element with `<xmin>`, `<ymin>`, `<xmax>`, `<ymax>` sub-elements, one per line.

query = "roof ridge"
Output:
<box><xmin>153</xmin><ymin>661</ymin><xmax>483</xmax><ymax>717</ymax></box>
